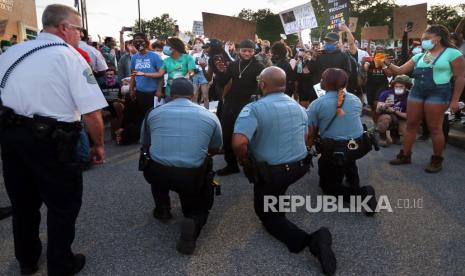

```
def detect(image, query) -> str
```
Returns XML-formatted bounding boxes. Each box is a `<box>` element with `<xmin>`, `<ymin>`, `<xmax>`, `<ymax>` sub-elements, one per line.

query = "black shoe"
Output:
<box><xmin>309</xmin><ymin>227</ymin><xmax>337</xmax><ymax>276</ymax></box>
<box><xmin>216</xmin><ymin>165</ymin><xmax>239</xmax><ymax>176</ymax></box>
<box><xmin>359</xmin><ymin>186</ymin><xmax>377</xmax><ymax>217</ymax></box>
<box><xmin>70</xmin><ymin>254</ymin><xmax>86</xmax><ymax>275</ymax></box>
<box><xmin>20</xmin><ymin>263</ymin><xmax>38</xmax><ymax>275</ymax></box>
<box><xmin>152</xmin><ymin>207</ymin><xmax>172</xmax><ymax>223</ymax></box>
<box><xmin>176</xmin><ymin>218</ymin><xmax>197</xmax><ymax>255</ymax></box>
<box><xmin>0</xmin><ymin>206</ymin><xmax>12</xmax><ymax>220</ymax></box>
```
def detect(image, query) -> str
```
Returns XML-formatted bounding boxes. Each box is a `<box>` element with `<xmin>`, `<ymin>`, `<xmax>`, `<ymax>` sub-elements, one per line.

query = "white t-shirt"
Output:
<box><xmin>79</xmin><ymin>40</ymin><xmax>108</xmax><ymax>72</ymax></box>
<box><xmin>356</xmin><ymin>49</ymin><xmax>369</xmax><ymax>65</ymax></box>
<box><xmin>0</xmin><ymin>33</ymin><xmax>108</xmax><ymax>122</ymax></box>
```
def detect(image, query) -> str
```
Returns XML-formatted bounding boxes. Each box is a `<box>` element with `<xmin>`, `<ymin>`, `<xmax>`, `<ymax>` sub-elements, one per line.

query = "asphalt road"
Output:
<box><xmin>1</xmin><ymin>126</ymin><xmax>465</xmax><ymax>275</ymax></box>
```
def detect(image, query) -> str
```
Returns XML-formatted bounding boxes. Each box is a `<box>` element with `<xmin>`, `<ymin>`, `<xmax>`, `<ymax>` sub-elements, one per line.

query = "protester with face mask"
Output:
<box><xmin>115</xmin><ymin>33</ymin><xmax>163</xmax><ymax>145</ymax></box>
<box><xmin>142</xmin><ymin>37</ymin><xmax>195</xmax><ymax>102</ymax></box>
<box><xmin>308</xmin><ymin>32</ymin><xmax>352</xmax><ymax>93</ymax></box>
<box><xmin>376</xmin><ymin>75</ymin><xmax>411</xmax><ymax>147</ymax></box>
<box><xmin>384</xmin><ymin>25</ymin><xmax>465</xmax><ymax>173</ymax></box>
<box><xmin>214</xmin><ymin>39</ymin><xmax>265</xmax><ymax>176</ymax></box>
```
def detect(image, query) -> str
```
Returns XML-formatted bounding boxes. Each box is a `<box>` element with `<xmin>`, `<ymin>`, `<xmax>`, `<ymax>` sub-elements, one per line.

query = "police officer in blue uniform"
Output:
<box><xmin>141</xmin><ymin>78</ymin><xmax>222</xmax><ymax>255</ymax></box>
<box><xmin>0</xmin><ymin>4</ymin><xmax>107</xmax><ymax>275</ymax></box>
<box><xmin>233</xmin><ymin>67</ymin><xmax>337</xmax><ymax>275</ymax></box>
<box><xmin>306</xmin><ymin>68</ymin><xmax>377</xmax><ymax>216</ymax></box>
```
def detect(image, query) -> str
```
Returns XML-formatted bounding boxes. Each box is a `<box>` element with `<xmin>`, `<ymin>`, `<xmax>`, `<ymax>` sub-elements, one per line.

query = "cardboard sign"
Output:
<box><xmin>0</xmin><ymin>0</ymin><xmax>14</xmax><ymax>12</ymax></box>
<box><xmin>0</xmin><ymin>19</ymin><xmax>8</xmax><ymax>37</ymax></box>
<box><xmin>278</xmin><ymin>3</ymin><xmax>318</xmax><ymax>35</ymax></box>
<box><xmin>393</xmin><ymin>3</ymin><xmax>427</xmax><ymax>40</ymax></box>
<box><xmin>192</xmin><ymin>21</ymin><xmax>204</xmax><ymax>36</ymax></box>
<box><xmin>326</xmin><ymin>0</ymin><xmax>350</xmax><ymax>32</ymax></box>
<box><xmin>202</xmin><ymin>12</ymin><xmax>256</xmax><ymax>42</ymax></box>
<box><xmin>349</xmin><ymin>17</ymin><xmax>358</xmax><ymax>32</ymax></box>
<box><xmin>361</xmin><ymin>26</ymin><xmax>389</xmax><ymax>40</ymax></box>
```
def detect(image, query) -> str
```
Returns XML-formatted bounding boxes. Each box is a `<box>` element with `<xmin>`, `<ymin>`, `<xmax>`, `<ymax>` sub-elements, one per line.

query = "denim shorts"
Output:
<box><xmin>408</xmin><ymin>82</ymin><xmax>452</xmax><ymax>105</ymax></box>
<box><xmin>192</xmin><ymin>73</ymin><xmax>208</xmax><ymax>85</ymax></box>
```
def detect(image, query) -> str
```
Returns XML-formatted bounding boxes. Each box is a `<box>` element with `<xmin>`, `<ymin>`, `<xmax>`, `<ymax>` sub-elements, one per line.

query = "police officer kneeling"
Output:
<box><xmin>0</xmin><ymin>4</ymin><xmax>107</xmax><ymax>275</ymax></box>
<box><xmin>141</xmin><ymin>78</ymin><xmax>222</xmax><ymax>255</ymax></box>
<box><xmin>232</xmin><ymin>67</ymin><xmax>337</xmax><ymax>275</ymax></box>
<box><xmin>306</xmin><ymin>68</ymin><xmax>377</xmax><ymax>216</ymax></box>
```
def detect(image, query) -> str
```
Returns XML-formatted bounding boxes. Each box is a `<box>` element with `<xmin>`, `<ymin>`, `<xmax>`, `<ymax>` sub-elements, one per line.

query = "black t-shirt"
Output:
<box><xmin>219</xmin><ymin>58</ymin><xmax>265</xmax><ymax>103</ymax></box>
<box><xmin>99</xmin><ymin>82</ymin><xmax>121</xmax><ymax>102</ymax></box>
<box><xmin>309</xmin><ymin>49</ymin><xmax>352</xmax><ymax>85</ymax></box>
<box><xmin>274</xmin><ymin>58</ymin><xmax>296</xmax><ymax>95</ymax></box>
<box><xmin>366</xmin><ymin>61</ymin><xmax>388</xmax><ymax>86</ymax></box>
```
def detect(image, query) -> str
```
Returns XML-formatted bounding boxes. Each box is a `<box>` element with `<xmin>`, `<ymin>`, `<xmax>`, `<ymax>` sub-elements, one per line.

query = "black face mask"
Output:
<box><xmin>134</xmin><ymin>41</ymin><xmax>146</xmax><ymax>51</ymax></box>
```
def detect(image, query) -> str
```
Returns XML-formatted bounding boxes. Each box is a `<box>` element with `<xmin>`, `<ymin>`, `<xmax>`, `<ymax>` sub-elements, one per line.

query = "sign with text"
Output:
<box><xmin>393</xmin><ymin>3</ymin><xmax>427</xmax><ymax>40</ymax></box>
<box><xmin>361</xmin><ymin>26</ymin><xmax>389</xmax><ymax>40</ymax></box>
<box><xmin>278</xmin><ymin>3</ymin><xmax>318</xmax><ymax>35</ymax></box>
<box><xmin>202</xmin><ymin>12</ymin><xmax>256</xmax><ymax>42</ymax></box>
<box><xmin>326</xmin><ymin>0</ymin><xmax>350</xmax><ymax>32</ymax></box>
<box><xmin>192</xmin><ymin>21</ymin><xmax>204</xmax><ymax>36</ymax></box>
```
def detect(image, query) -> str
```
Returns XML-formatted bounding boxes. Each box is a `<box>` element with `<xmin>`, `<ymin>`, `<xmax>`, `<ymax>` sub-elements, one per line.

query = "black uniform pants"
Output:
<box><xmin>221</xmin><ymin>99</ymin><xmax>248</xmax><ymax>168</ymax></box>
<box><xmin>253</xmin><ymin>163</ymin><xmax>311</xmax><ymax>253</ymax></box>
<box><xmin>0</xmin><ymin>125</ymin><xmax>82</xmax><ymax>276</ymax></box>
<box><xmin>318</xmin><ymin>156</ymin><xmax>361</xmax><ymax>202</ymax></box>
<box><xmin>143</xmin><ymin>160</ymin><xmax>214</xmax><ymax>238</ymax></box>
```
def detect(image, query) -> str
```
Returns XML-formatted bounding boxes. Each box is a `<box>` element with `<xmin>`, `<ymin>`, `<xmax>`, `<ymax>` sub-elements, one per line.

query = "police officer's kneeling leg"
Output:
<box><xmin>253</xmin><ymin>167</ymin><xmax>336</xmax><ymax>275</ymax></box>
<box><xmin>143</xmin><ymin>161</ymin><xmax>214</xmax><ymax>255</ymax></box>
<box><xmin>318</xmin><ymin>156</ymin><xmax>377</xmax><ymax>216</ymax></box>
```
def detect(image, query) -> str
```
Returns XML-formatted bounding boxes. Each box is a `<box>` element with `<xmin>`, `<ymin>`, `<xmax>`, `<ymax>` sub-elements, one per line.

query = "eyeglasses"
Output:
<box><xmin>64</xmin><ymin>22</ymin><xmax>84</xmax><ymax>32</ymax></box>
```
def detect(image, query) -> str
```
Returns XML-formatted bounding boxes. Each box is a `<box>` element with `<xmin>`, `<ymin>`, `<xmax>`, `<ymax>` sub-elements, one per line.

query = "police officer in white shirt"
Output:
<box><xmin>0</xmin><ymin>4</ymin><xmax>107</xmax><ymax>275</ymax></box>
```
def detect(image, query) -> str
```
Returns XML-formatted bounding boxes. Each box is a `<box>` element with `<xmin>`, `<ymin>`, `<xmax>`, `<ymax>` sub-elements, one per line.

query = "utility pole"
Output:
<box><xmin>138</xmin><ymin>0</ymin><xmax>141</xmax><ymax>31</ymax></box>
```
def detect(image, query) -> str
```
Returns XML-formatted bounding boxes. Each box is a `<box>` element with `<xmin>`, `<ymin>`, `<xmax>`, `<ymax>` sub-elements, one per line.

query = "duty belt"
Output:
<box><xmin>10</xmin><ymin>113</ymin><xmax>81</xmax><ymax>132</ymax></box>
<box><xmin>266</xmin><ymin>158</ymin><xmax>310</xmax><ymax>172</ymax></box>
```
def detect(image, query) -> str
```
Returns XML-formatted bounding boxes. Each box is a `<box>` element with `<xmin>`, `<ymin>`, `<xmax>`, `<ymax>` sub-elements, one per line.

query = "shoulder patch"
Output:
<box><xmin>239</xmin><ymin>106</ymin><xmax>252</xmax><ymax>118</ymax></box>
<box><xmin>83</xmin><ymin>67</ymin><xmax>97</xmax><ymax>84</ymax></box>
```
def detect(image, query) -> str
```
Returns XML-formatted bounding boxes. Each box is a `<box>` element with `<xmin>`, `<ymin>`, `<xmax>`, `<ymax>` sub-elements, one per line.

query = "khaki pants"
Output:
<box><xmin>377</xmin><ymin>114</ymin><xmax>406</xmax><ymax>137</ymax></box>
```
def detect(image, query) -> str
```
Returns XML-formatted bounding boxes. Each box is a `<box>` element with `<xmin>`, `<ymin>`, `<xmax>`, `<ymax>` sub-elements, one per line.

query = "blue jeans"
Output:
<box><xmin>77</xmin><ymin>126</ymin><xmax>90</xmax><ymax>162</ymax></box>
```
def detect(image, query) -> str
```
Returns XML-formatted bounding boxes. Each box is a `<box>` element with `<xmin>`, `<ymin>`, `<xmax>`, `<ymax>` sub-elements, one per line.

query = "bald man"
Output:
<box><xmin>232</xmin><ymin>67</ymin><xmax>337</xmax><ymax>275</ymax></box>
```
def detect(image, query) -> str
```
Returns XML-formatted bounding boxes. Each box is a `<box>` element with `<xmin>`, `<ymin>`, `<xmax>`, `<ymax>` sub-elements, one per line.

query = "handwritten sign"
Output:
<box><xmin>279</xmin><ymin>3</ymin><xmax>318</xmax><ymax>35</ymax></box>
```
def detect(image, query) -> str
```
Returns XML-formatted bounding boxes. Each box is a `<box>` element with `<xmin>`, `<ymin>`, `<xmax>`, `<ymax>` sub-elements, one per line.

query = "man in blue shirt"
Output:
<box><xmin>233</xmin><ymin>67</ymin><xmax>337</xmax><ymax>276</ymax></box>
<box><xmin>306</xmin><ymin>68</ymin><xmax>377</xmax><ymax>217</ymax></box>
<box><xmin>141</xmin><ymin>78</ymin><xmax>222</xmax><ymax>255</ymax></box>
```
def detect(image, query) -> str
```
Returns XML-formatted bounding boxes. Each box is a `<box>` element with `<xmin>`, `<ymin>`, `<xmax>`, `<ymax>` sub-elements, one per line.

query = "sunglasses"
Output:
<box><xmin>64</xmin><ymin>22</ymin><xmax>84</xmax><ymax>32</ymax></box>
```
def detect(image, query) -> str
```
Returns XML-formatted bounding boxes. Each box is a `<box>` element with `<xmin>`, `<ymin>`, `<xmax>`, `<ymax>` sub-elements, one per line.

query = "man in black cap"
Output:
<box><xmin>309</xmin><ymin>32</ymin><xmax>352</xmax><ymax>87</ymax></box>
<box><xmin>214</xmin><ymin>39</ymin><xmax>265</xmax><ymax>176</ymax></box>
<box><xmin>141</xmin><ymin>78</ymin><xmax>222</xmax><ymax>255</ymax></box>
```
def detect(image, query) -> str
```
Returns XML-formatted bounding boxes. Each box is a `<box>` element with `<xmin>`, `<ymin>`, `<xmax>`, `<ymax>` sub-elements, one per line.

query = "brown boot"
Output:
<box><xmin>425</xmin><ymin>155</ymin><xmax>443</xmax><ymax>173</ymax></box>
<box><xmin>389</xmin><ymin>150</ymin><xmax>411</xmax><ymax>165</ymax></box>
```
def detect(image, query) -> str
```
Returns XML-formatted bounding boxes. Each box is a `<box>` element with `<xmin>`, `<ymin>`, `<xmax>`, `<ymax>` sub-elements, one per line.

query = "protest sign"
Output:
<box><xmin>393</xmin><ymin>3</ymin><xmax>427</xmax><ymax>40</ymax></box>
<box><xmin>278</xmin><ymin>3</ymin><xmax>318</xmax><ymax>35</ymax></box>
<box><xmin>326</xmin><ymin>0</ymin><xmax>350</xmax><ymax>32</ymax></box>
<box><xmin>192</xmin><ymin>21</ymin><xmax>204</xmax><ymax>36</ymax></box>
<box><xmin>202</xmin><ymin>12</ymin><xmax>256</xmax><ymax>42</ymax></box>
<box><xmin>361</xmin><ymin>26</ymin><xmax>389</xmax><ymax>40</ymax></box>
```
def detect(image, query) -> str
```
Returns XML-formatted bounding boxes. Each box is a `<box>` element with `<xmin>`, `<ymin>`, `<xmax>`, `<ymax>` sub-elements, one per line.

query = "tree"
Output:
<box><xmin>237</xmin><ymin>8</ymin><xmax>298</xmax><ymax>45</ymax></box>
<box><xmin>133</xmin><ymin>14</ymin><xmax>177</xmax><ymax>39</ymax></box>
<box><xmin>428</xmin><ymin>5</ymin><xmax>465</xmax><ymax>33</ymax></box>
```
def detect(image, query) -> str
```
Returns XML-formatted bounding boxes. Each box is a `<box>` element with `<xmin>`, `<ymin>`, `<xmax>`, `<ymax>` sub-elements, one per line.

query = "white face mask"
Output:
<box><xmin>121</xmin><ymin>84</ymin><xmax>130</xmax><ymax>95</ymax></box>
<box><xmin>394</xmin><ymin>88</ymin><xmax>405</xmax><ymax>95</ymax></box>
<box><xmin>412</xmin><ymin>46</ymin><xmax>422</xmax><ymax>55</ymax></box>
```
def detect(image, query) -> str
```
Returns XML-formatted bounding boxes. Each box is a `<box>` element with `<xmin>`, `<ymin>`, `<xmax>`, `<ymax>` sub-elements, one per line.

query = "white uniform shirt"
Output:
<box><xmin>0</xmin><ymin>32</ymin><xmax>108</xmax><ymax>122</ymax></box>
<box><xmin>79</xmin><ymin>40</ymin><xmax>108</xmax><ymax>72</ymax></box>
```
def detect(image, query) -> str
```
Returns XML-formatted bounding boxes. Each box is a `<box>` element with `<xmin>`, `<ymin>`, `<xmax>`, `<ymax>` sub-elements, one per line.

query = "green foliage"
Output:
<box><xmin>237</xmin><ymin>8</ymin><xmax>297</xmax><ymax>44</ymax></box>
<box><xmin>427</xmin><ymin>5</ymin><xmax>465</xmax><ymax>33</ymax></box>
<box><xmin>133</xmin><ymin>14</ymin><xmax>177</xmax><ymax>39</ymax></box>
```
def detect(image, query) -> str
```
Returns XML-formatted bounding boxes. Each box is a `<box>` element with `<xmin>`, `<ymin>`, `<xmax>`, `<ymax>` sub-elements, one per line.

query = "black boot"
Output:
<box><xmin>153</xmin><ymin>207</ymin><xmax>172</xmax><ymax>223</ymax></box>
<box><xmin>309</xmin><ymin>227</ymin><xmax>337</xmax><ymax>275</ymax></box>
<box><xmin>176</xmin><ymin>218</ymin><xmax>197</xmax><ymax>255</ymax></box>
<box><xmin>359</xmin><ymin>186</ymin><xmax>377</xmax><ymax>217</ymax></box>
<box><xmin>0</xmin><ymin>206</ymin><xmax>12</xmax><ymax>220</ymax></box>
